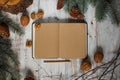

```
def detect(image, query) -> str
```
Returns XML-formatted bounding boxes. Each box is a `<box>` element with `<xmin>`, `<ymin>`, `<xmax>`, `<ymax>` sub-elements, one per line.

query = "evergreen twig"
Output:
<box><xmin>63</xmin><ymin>0</ymin><xmax>120</xmax><ymax>25</ymax></box>
<box><xmin>0</xmin><ymin>36</ymin><xmax>21</xmax><ymax>80</ymax></box>
<box><xmin>0</xmin><ymin>11</ymin><xmax>24</xmax><ymax>35</ymax></box>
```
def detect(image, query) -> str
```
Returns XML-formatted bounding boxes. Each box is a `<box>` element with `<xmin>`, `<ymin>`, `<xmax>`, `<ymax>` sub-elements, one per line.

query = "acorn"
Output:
<box><xmin>94</xmin><ymin>51</ymin><xmax>104</xmax><ymax>63</ymax></box>
<box><xmin>36</xmin><ymin>10</ymin><xmax>44</xmax><ymax>19</ymax></box>
<box><xmin>31</xmin><ymin>12</ymin><xmax>36</xmax><ymax>19</ymax></box>
<box><xmin>80</xmin><ymin>59</ymin><xmax>92</xmax><ymax>72</ymax></box>
<box><xmin>20</xmin><ymin>14</ymin><xmax>30</xmax><ymax>26</ymax></box>
<box><xmin>34</xmin><ymin>23</ymin><xmax>41</xmax><ymax>30</ymax></box>
<box><xmin>0</xmin><ymin>0</ymin><xmax>8</xmax><ymax>5</ymax></box>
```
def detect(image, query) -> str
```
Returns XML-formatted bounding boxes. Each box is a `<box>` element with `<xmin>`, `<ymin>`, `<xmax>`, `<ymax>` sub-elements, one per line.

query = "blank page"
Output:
<box><xmin>59</xmin><ymin>23</ymin><xmax>87</xmax><ymax>58</ymax></box>
<box><xmin>34</xmin><ymin>23</ymin><xmax>59</xmax><ymax>58</ymax></box>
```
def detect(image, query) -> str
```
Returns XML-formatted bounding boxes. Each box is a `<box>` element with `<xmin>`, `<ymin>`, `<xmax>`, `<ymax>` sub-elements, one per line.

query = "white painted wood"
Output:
<box><xmin>5</xmin><ymin>0</ymin><xmax>120</xmax><ymax>80</ymax></box>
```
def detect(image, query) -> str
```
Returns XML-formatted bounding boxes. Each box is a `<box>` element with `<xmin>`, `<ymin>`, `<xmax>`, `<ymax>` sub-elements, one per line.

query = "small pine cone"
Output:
<box><xmin>94</xmin><ymin>51</ymin><xmax>104</xmax><ymax>63</ymax></box>
<box><xmin>70</xmin><ymin>7</ymin><xmax>84</xmax><ymax>19</ymax></box>
<box><xmin>0</xmin><ymin>23</ymin><xmax>10</xmax><ymax>38</ymax></box>
<box><xmin>70</xmin><ymin>8</ymin><xmax>79</xmax><ymax>18</ymax></box>
<box><xmin>57</xmin><ymin>0</ymin><xmax>64</xmax><ymax>10</ymax></box>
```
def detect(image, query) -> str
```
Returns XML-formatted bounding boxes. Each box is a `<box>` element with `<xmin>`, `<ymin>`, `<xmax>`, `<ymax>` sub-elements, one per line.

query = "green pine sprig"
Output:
<box><xmin>90</xmin><ymin>0</ymin><xmax>120</xmax><ymax>25</ymax></box>
<box><xmin>77</xmin><ymin>0</ymin><xmax>88</xmax><ymax>14</ymax></box>
<box><xmin>0</xmin><ymin>11</ymin><xmax>24</xmax><ymax>35</ymax></box>
<box><xmin>62</xmin><ymin>0</ymin><xmax>120</xmax><ymax>25</ymax></box>
<box><xmin>0</xmin><ymin>36</ymin><xmax>21</xmax><ymax>80</ymax></box>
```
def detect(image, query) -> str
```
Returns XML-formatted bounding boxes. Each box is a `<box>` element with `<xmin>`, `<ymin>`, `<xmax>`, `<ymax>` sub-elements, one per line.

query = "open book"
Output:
<box><xmin>33</xmin><ymin>23</ymin><xmax>87</xmax><ymax>58</ymax></box>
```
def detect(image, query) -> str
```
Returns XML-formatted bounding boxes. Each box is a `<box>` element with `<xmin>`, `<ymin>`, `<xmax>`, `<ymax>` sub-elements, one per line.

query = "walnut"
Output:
<box><xmin>0</xmin><ymin>23</ymin><xmax>10</xmax><ymax>38</ymax></box>
<box><xmin>80</xmin><ymin>59</ymin><xmax>92</xmax><ymax>72</ymax></box>
<box><xmin>36</xmin><ymin>10</ymin><xmax>44</xmax><ymax>19</ymax></box>
<box><xmin>31</xmin><ymin>12</ymin><xmax>36</xmax><ymax>19</ymax></box>
<box><xmin>0</xmin><ymin>0</ymin><xmax>8</xmax><ymax>5</ymax></box>
<box><xmin>20</xmin><ymin>14</ymin><xmax>30</xmax><ymax>26</ymax></box>
<box><xmin>94</xmin><ymin>51</ymin><xmax>104</xmax><ymax>63</ymax></box>
<box><xmin>34</xmin><ymin>23</ymin><xmax>41</xmax><ymax>30</ymax></box>
<box><xmin>26</xmin><ymin>40</ymin><xmax>32</xmax><ymax>47</ymax></box>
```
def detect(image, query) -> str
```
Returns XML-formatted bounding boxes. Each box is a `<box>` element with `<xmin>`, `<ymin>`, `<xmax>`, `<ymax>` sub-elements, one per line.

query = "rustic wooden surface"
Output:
<box><xmin>5</xmin><ymin>0</ymin><xmax>120</xmax><ymax>80</ymax></box>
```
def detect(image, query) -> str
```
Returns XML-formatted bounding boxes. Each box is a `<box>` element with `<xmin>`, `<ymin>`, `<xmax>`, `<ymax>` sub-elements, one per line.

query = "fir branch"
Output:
<box><xmin>77</xmin><ymin>0</ymin><xmax>88</xmax><ymax>13</ymax></box>
<box><xmin>0</xmin><ymin>69</ymin><xmax>6</xmax><ymax>80</ymax></box>
<box><xmin>0</xmin><ymin>11</ymin><xmax>24</xmax><ymax>35</ymax></box>
<box><xmin>0</xmin><ymin>37</ymin><xmax>19</xmax><ymax>65</ymax></box>
<box><xmin>64</xmin><ymin>0</ymin><xmax>76</xmax><ymax>12</ymax></box>
<box><xmin>89</xmin><ymin>0</ymin><xmax>98</xmax><ymax>6</ymax></box>
<box><xmin>95</xmin><ymin>0</ymin><xmax>108</xmax><ymax>22</ymax></box>
<box><xmin>64</xmin><ymin>0</ymin><xmax>88</xmax><ymax>13</ymax></box>
<box><xmin>0</xmin><ymin>36</ymin><xmax>21</xmax><ymax>80</ymax></box>
<box><xmin>89</xmin><ymin>0</ymin><xmax>120</xmax><ymax>25</ymax></box>
<box><xmin>106</xmin><ymin>0</ymin><xmax>120</xmax><ymax>25</ymax></box>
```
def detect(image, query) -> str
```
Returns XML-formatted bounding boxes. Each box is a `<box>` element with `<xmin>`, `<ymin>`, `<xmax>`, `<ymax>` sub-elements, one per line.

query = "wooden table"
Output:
<box><xmin>7</xmin><ymin>0</ymin><xmax>120</xmax><ymax>80</ymax></box>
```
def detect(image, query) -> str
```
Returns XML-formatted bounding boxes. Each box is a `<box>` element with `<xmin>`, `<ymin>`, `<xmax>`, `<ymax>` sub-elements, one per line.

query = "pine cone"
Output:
<box><xmin>57</xmin><ymin>0</ymin><xmax>64</xmax><ymax>10</ymax></box>
<box><xmin>0</xmin><ymin>23</ymin><xmax>10</xmax><ymax>38</ymax></box>
<box><xmin>70</xmin><ymin>7</ymin><xmax>79</xmax><ymax>17</ymax></box>
<box><xmin>70</xmin><ymin>7</ymin><xmax>84</xmax><ymax>19</ymax></box>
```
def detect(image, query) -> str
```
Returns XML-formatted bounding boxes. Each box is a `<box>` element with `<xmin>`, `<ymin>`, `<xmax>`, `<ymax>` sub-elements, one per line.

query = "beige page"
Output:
<box><xmin>34</xmin><ymin>23</ymin><xmax>59</xmax><ymax>58</ymax></box>
<box><xmin>59</xmin><ymin>23</ymin><xmax>87</xmax><ymax>58</ymax></box>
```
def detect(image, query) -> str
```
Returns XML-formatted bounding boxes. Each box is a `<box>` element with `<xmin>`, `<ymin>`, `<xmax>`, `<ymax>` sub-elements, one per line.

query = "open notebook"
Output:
<box><xmin>33</xmin><ymin>23</ymin><xmax>87</xmax><ymax>58</ymax></box>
